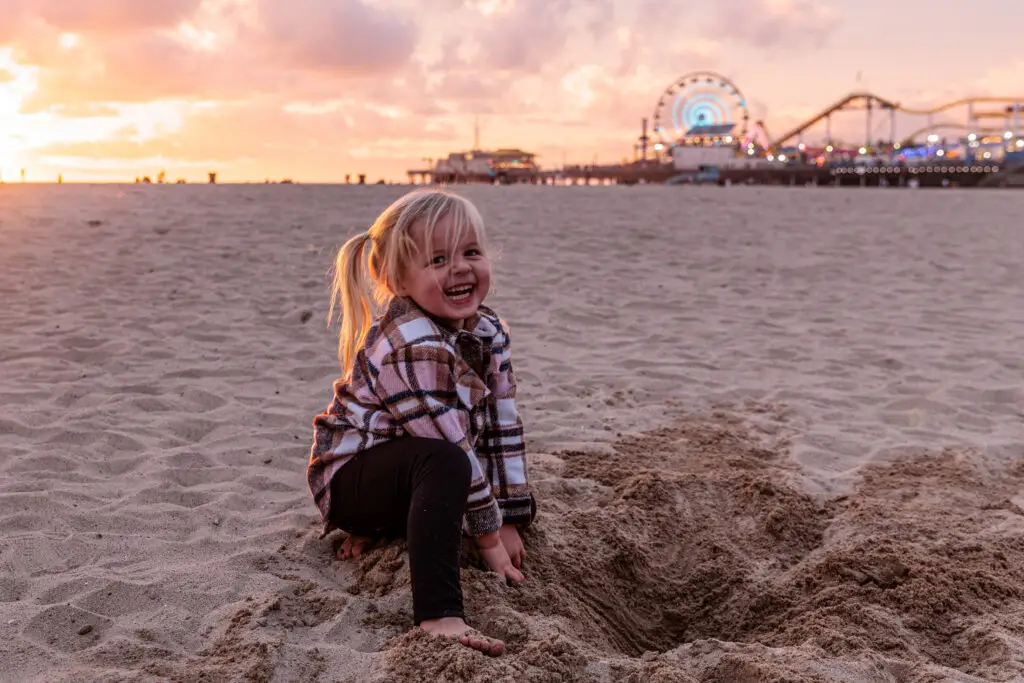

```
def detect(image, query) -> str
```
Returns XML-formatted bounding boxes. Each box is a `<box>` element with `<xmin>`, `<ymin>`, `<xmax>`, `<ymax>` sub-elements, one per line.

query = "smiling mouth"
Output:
<box><xmin>444</xmin><ymin>284</ymin><xmax>475</xmax><ymax>304</ymax></box>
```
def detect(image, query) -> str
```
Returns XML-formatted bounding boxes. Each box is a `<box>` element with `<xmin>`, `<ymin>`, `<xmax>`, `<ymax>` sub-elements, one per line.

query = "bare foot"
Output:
<box><xmin>335</xmin><ymin>534</ymin><xmax>375</xmax><ymax>560</ymax></box>
<box><xmin>420</xmin><ymin>617</ymin><xmax>504</xmax><ymax>656</ymax></box>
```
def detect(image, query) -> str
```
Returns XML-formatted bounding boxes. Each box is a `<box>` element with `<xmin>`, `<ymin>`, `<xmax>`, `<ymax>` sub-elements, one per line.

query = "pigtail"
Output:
<box><xmin>331</xmin><ymin>232</ymin><xmax>372</xmax><ymax>380</ymax></box>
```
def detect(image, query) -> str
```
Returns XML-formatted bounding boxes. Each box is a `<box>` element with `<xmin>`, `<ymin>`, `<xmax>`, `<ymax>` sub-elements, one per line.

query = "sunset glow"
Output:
<box><xmin>0</xmin><ymin>0</ymin><xmax>1021</xmax><ymax>183</ymax></box>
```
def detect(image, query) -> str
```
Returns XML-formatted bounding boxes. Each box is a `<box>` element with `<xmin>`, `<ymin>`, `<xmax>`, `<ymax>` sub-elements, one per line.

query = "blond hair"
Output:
<box><xmin>330</xmin><ymin>188</ymin><xmax>488</xmax><ymax>380</ymax></box>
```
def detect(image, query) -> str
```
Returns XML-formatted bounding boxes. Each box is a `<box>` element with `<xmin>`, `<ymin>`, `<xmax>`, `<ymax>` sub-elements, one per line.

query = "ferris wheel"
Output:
<box><xmin>652</xmin><ymin>71</ymin><xmax>750</xmax><ymax>146</ymax></box>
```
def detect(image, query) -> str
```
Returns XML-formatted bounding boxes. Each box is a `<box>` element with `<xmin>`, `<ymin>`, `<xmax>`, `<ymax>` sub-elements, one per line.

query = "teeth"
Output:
<box><xmin>445</xmin><ymin>285</ymin><xmax>473</xmax><ymax>297</ymax></box>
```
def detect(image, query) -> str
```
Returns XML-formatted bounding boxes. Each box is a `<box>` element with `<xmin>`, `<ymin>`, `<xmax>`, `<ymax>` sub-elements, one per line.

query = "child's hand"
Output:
<box><xmin>499</xmin><ymin>524</ymin><xmax>525</xmax><ymax>569</ymax></box>
<box><xmin>475</xmin><ymin>531</ymin><xmax>524</xmax><ymax>585</ymax></box>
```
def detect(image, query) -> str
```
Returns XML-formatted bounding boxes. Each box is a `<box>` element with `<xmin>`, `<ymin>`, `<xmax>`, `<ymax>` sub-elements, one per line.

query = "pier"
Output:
<box><xmin>408</xmin><ymin>73</ymin><xmax>1024</xmax><ymax>189</ymax></box>
<box><xmin>411</xmin><ymin>158</ymin><xmax>1024</xmax><ymax>189</ymax></box>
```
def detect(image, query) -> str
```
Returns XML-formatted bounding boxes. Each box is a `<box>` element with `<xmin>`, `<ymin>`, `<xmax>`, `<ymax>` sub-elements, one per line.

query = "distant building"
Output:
<box><xmin>666</xmin><ymin>120</ymin><xmax>751</xmax><ymax>171</ymax></box>
<box><xmin>430</xmin><ymin>148</ymin><xmax>540</xmax><ymax>184</ymax></box>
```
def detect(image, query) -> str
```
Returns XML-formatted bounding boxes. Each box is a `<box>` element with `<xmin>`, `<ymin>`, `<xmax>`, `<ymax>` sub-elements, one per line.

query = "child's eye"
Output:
<box><xmin>431</xmin><ymin>255</ymin><xmax>447</xmax><ymax>266</ymax></box>
<box><xmin>465</xmin><ymin>248</ymin><xmax>481</xmax><ymax>257</ymax></box>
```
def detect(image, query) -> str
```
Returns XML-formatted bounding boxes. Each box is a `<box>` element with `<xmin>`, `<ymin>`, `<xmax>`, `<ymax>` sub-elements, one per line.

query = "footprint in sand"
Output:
<box><xmin>23</xmin><ymin>604</ymin><xmax>112</xmax><ymax>653</ymax></box>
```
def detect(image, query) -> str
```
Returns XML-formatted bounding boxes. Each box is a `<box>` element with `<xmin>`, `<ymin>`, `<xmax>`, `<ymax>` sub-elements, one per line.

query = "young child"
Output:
<box><xmin>307</xmin><ymin>188</ymin><xmax>536</xmax><ymax>657</ymax></box>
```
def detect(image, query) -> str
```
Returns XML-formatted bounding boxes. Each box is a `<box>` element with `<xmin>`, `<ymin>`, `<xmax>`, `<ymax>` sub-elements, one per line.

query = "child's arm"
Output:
<box><xmin>372</xmin><ymin>343</ymin><xmax>502</xmax><ymax>537</ymax></box>
<box><xmin>479</xmin><ymin>324</ymin><xmax>535</xmax><ymax>528</ymax></box>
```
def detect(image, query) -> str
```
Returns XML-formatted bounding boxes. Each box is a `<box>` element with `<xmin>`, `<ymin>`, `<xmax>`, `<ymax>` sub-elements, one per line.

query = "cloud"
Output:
<box><xmin>9</xmin><ymin>0</ymin><xmax>421</xmax><ymax>113</ymax></box>
<box><xmin>251</xmin><ymin>0</ymin><xmax>418</xmax><ymax>75</ymax></box>
<box><xmin>427</xmin><ymin>70</ymin><xmax>514</xmax><ymax>108</ymax></box>
<box><xmin>18</xmin><ymin>32</ymin><xmax>247</xmax><ymax>110</ymax></box>
<box><xmin>472</xmin><ymin>0</ymin><xmax>580</xmax><ymax>73</ymax></box>
<box><xmin>49</xmin><ymin>102</ymin><xmax>121</xmax><ymax>117</ymax></box>
<box><xmin>32</xmin><ymin>99</ymin><xmax>458</xmax><ymax>167</ymax></box>
<box><xmin>0</xmin><ymin>0</ymin><xmax>204</xmax><ymax>43</ymax></box>
<box><xmin>417</xmin><ymin>0</ymin><xmax>619</xmax><ymax>76</ymax></box>
<box><xmin>709</xmin><ymin>0</ymin><xmax>839</xmax><ymax>50</ymax></box>
<box><xmin>33</xmin><ymin>0</ymin><xmax>205</xmax><ymax>32</ymax></box>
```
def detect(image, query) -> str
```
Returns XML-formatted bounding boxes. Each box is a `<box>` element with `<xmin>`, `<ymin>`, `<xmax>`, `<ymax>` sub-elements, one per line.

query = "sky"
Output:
<box><xmin>0</xmin><ymin>0</ymin><xmax>1022</xmax><ymax>183</ymax></box>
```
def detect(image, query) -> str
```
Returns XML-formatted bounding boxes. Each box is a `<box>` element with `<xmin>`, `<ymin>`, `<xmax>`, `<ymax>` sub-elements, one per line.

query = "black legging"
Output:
<box><xmin>328</xmin><ymin>437</ymin><xmax>472</xmax><ymax>624</ymax></box>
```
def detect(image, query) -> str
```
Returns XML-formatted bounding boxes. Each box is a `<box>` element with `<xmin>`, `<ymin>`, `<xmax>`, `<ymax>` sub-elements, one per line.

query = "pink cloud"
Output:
<box><xmin>471</xmin><ymin>0</ymin><xmax>617</xmax><ymax>74</ymax></box>
<box><xmin>710</xmin><ymin>0</ymin><xmax>839</xmax><ymax>50</ymax></box>
<box><xmin>250</xmin><ymin>0</ymin><xmax>417</xmax><ymax>76</ymax></box>
<box><xmin>34</xmin><ymin>0</ymin><xmax>204</xmax><ymax>32</ymax></box>
<box><xmin>0</xmin><ymin>0</ymin><xmax>203</xmax><ymax>41</ymax></box>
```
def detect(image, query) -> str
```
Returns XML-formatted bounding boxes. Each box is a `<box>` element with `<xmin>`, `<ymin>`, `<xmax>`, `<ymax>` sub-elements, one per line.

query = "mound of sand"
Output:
<box><xmin>365</xmin><ymin>412</ymin><xmax>1024</xmax><ymax>682</ymax></box>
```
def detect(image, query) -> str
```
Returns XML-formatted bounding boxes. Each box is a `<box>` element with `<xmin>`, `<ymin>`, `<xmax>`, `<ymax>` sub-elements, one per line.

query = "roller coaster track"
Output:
<box><xmin>770</xmin><ymin>92</ymin><xmax>1024</xmax><ymax>148</ymax></box>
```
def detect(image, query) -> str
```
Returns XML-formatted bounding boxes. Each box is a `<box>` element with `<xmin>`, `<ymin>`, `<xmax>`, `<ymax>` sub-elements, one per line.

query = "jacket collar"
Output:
<box><xmin>383</xmin><ymin>296</ymin><xmax>498</xmax><ymax>342</ymax></box>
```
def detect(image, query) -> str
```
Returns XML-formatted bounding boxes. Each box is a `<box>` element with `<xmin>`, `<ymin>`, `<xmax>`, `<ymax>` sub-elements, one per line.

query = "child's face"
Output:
<box><xmin>398</xmin><ymin>215</ymin><xmax>491</xmax><ymax>329</ymax></box>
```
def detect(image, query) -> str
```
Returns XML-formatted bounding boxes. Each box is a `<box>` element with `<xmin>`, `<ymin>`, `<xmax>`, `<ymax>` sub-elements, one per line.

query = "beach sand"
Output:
<box><xmin>1</xmin><ymin>183</ymin><xmax>1022</xmax><ymax>682</ymax></box>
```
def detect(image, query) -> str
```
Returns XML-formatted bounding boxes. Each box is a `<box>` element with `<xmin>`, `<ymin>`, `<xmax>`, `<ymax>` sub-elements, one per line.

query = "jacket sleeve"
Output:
<box><xmin>479</xmin><ymin>325</ymin><xmax>536</xmax><ymax>527</ymax></box>
<box><xmin>371</xmin><ymin>342</ymin><xmax>502</xmax><ymax>536</ymax></box>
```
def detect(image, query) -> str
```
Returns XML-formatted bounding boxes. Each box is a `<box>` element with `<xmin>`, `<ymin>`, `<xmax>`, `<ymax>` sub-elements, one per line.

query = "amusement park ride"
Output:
<box><xmin>641</xmin><ymin>71</ymin><xmax>761</xmax><ymax>159</ymax></box>
<box><xmin>619</xmin><ymin>70</ymin><xmax>1024</xmax><ymax>186</ymax></box>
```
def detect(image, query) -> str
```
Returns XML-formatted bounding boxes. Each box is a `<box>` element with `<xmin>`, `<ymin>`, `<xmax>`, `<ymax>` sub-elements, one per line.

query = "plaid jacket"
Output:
<box><xmin>308</xmin><ymin>297</ymin><xmax>535</xmax><ymax>538</ymax></box>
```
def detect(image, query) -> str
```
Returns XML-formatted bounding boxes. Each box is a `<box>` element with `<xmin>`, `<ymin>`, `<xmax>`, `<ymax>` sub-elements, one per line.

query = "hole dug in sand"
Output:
<box><xmin>511</xmin><ymin>422</ymin><xmax>828</xmax><ymax>658</ymax></box>
<box><xmin>382</xmin><ymin>416</ymin><xmax>1024</xmax><ymax>682</ymax></box>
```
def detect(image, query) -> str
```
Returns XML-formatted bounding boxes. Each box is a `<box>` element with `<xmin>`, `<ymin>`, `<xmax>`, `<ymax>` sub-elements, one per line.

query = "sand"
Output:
<box><xmin>1</xmin><ymin>183</ymin><xmax>1022</xmax><ymax>682</ymax></box>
